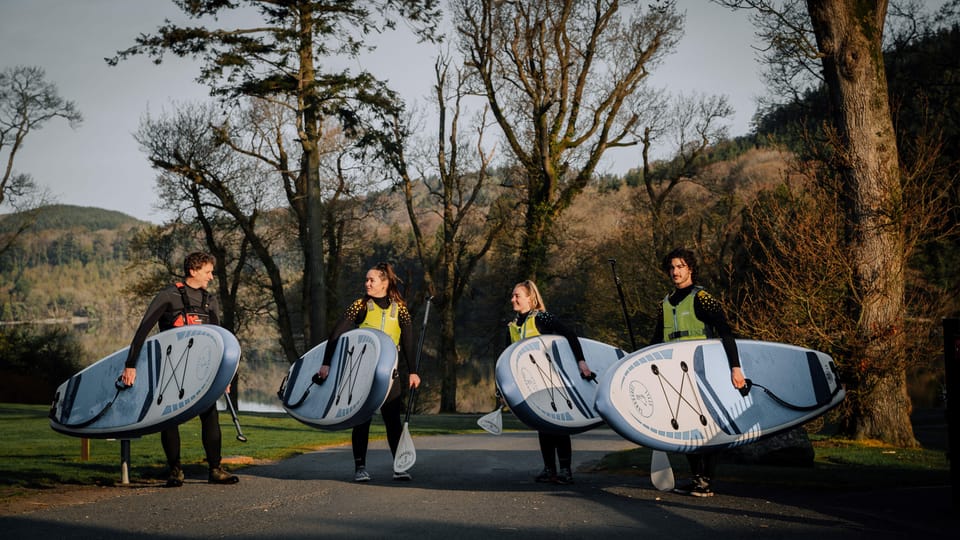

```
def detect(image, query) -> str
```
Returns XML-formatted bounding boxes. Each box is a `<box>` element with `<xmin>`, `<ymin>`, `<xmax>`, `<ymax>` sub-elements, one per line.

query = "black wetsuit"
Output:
<box><xmin>512</xmin><ymin>310</ymin><xmax>587</xmax><ymax>474</ymax></box>
<box><xmin>651</xmin><ymin>284</ymin><xmax>739</xmax><ymax>486</ymax></box>
<box><xmin>125</xmin><ymin>283</ymin><xmax>224</xmax><ymax>471</ymax></box>
<box><xmin>322</xmin><ymin>296</ymin><xmax>417</xmax><ymax>469</ymax></box>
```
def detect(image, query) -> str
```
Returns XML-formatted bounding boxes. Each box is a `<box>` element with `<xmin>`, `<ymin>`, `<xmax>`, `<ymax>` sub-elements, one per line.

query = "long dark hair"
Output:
<box><xmin>369</xmin><ymin>262</ymin><xmax>405</xmax><ymax>305</ymax></box>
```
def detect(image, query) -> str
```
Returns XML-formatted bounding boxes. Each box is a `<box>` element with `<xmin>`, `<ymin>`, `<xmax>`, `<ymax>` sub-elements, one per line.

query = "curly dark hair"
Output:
<box><xmin>183</xmin><ymin>252</ymin><xmax>216</xmax><ymax>277</ymax></box>
<box><xmin>661</xmin><ymin>247</ymin><xmax>697</xmax><ymax>282</ymax></box>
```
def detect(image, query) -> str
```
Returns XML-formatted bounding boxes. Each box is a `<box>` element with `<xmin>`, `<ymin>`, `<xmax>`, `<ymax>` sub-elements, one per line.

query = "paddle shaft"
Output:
<box><xmin>608</xmin><ymin>259</ymin><xmax>671</xmax><ymax>488</ymax></box>
<box><xmin>404</xmin><ymin>296</ymin><xmax>433</xmax><ymax>423</ymax></box>
<box><xmin>223</xmin><ymin>392</ymin><xmax>247</xmax><ymax>442</ymax></box>
<box><xmin>608</xmin><ymin>259</ymin><xmax>637</xmax><ymax>351</ymax></box>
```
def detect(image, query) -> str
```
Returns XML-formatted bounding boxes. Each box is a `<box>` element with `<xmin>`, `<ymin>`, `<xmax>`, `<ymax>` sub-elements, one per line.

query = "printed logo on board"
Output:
<box><xmin>628</xmin><ymin>381</ymin><xmax>654</xmax><ymax>418</ymax></box>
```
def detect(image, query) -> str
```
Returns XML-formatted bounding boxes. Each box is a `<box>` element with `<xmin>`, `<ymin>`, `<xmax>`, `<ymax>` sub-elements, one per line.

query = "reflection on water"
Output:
<box><xmin>219</xmin><ymin>397</ymin><xmax>284</xmax><ymax>414</ymax></box>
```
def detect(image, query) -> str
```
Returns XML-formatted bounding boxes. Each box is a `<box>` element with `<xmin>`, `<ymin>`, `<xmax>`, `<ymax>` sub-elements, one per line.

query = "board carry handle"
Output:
<box><xmin>746</xmin><ymin>378</ymin><xmax>843</xmax><ymax>411</ymax></box>
<box><xmin>58</xmin><ymin>377</ymin><xmax>130</xmax><ymax>429</ymax></box>
<box><xmin>285</xmin><ymin>376</ymin><xmax>319</xmax><ymax>410</ymax></box>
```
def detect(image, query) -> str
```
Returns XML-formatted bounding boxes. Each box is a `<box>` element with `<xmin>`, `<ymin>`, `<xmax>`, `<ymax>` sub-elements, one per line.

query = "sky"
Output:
<box><xmin>0</xmin><ymin>0</ymin><xmax>765</xmax><ymax>224</ymax></box>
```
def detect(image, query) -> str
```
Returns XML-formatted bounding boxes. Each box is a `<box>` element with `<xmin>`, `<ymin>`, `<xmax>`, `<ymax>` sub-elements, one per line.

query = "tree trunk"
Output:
<box><xmin>439</xmin><ymin>294</ymin><xmax>459</xmax><ymax>413</ymax></box>
<box><xmin>518</xmin><ymin>193</ymin><xmax>551</xmax><ymax>283</ymax></box>
<box><xmin>806</xmin><ymin>0</ymin><xmax>915</xmax><ymax>446</ymax></box>
<box><xmin>299</xmin><ymin>6</ymin><xmax>326</xmax><ymax>348</ymax></box>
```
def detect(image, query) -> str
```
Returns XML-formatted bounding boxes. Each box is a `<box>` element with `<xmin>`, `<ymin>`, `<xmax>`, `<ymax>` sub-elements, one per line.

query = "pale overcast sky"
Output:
<box><xmin>1</xmin><ymin>0</ymin><xmax>764</xmax><ymax>223</ymax></box>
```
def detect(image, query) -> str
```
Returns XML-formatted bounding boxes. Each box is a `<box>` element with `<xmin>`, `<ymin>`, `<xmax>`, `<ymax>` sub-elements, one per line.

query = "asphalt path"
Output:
<box><xmin>1</xmin><ymin>429</ymin><xmax>953</xmax><ymax>539</ymax></box>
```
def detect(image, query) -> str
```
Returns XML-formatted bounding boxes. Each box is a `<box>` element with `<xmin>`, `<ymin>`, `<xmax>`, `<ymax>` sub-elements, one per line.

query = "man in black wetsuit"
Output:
<box><xmin>650</xmin><ymin>247</ymin><xmax>745</xmax><ymax>497</ymax></box>
<box><xmin>120</xmin><ymin>251</ymin><xmax>239</xmax><ymax>487</ymax></box>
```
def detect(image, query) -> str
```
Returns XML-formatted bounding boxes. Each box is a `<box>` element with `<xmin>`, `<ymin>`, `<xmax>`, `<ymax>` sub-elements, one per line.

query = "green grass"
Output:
<box><xmin>1</xmin><ymin>403</ymin><xmax>949</xmax><ymax>503</ymax></box>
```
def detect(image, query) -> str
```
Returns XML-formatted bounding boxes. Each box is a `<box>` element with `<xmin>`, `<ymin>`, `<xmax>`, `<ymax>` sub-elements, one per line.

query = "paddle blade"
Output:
<box><xmin>477</xmin><ymin>408</ymin><xmax>502</xmax><ymax>435</ymax></box>
<box><xmin>393</xmin><ymin>422</ymin><xmax>416</xmax><ymax>473</ymax></box>
<box><xmin>650</xmin><ymin>451</ymin><xmax>675</xmax><ymax>491</ymax></box>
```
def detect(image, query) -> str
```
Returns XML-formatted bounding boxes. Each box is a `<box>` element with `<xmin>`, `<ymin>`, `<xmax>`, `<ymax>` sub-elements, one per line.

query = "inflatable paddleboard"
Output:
<box><xmin>278</xmin><ymin>328</ymin><xmax>398</xmax><ymax>431</ymax></box>
<box><xmin>49</xmin><ymin>325</ymin><xmax>241</xmax><ymax>439</ymax></box>
<box><xmin>496</xmin><ymin>335</ymin><xmax>626</xmax><ymax>434</ymax></box>
<box><xmin>595</xmin><ymin>339</ymin><xmax>844</xmax><ymax>453</ymax></box>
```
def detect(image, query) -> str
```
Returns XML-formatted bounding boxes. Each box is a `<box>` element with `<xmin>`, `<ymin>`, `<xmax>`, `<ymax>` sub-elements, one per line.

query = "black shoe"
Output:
<box><xmin>690</xmin><ymin>483</ymin><xmax>714</xmax><ymax>497</ymax></box>
<box><xmin>675</xmin><ymin>476</ymin><xmax>711</xmax><ymax>496</ymax></box>
<box><xmin>672</xmin><ymin>478</ymin><xmax>696</xmax><ymax>495</ymax></box>
<box><xmin>208</xmin><ymin>467</ymin><xmax>239</xmax><ymax>484</ymax></box>
<box><xmin>555</xmin><ymin>468</ymin><xmax>573</xmax><ymax>485</ymax></box>
<box><xmin>393</xmin><ymin>470</ymin><xmax>412</xmax><ymax>481</ymax></box>
<box><xmin>166</xmin><ymin>465</ymin><xmax>184</xmax><ymax>488</ymax></box>
<box><xmin>535</xmin><ymin>468</ymin><xmax>557</xmax><ymax>483</ymax></box>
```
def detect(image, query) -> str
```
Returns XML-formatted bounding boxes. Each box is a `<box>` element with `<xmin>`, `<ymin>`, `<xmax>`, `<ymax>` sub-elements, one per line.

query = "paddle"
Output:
<box><xmin>609</xmin><ymin>258</ymin><xmax>674</xmax><ymax>489</ymax></box>
<box><xmin>393</xmin><ymin>295</ymin><xmax>432</xmax><ymax>474</ymax></box>
<box><xmin>223</xmin><ymin>391</ymin><xmax>247</xmax><ymax>442</ymax></box>
<box><xmin>650</xmin><ymin>451</ymin><xmax>675</xmax><ymax>491</ymax></box>
<box><xmin>477</xmin><ymin>406</ymin><xmax>503</xmax><ymax>435</ymax></box>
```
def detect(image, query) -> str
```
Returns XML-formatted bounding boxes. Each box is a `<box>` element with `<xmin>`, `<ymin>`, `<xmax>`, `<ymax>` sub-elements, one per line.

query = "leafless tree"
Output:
<box><xmin>454</xmin><ymin>0</ymin><xmax>683</xmax><ymax>280</ymax></box>
<box><xmin>635</xmin><ymin>92</ymin><xmax>734</xmax><ymax>257</ymax></box>
<box><xmin>1</xmin><ymin>66</ymin><xmax>81</xmax><ymax>254</ymax></box>
<box><xmin>379</xmin><ymin>53</ymin><xmax>510</xmax><ymax>411</ymax></box>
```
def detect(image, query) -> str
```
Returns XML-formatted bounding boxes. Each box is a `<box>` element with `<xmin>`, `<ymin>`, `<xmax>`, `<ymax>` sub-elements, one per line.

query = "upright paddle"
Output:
<box><xmin>609</xmin><ymin>257</ymin><xmax>674</xmax><ymax>491</ymax></box>
<box><xmin>393</xmin><ymin>295</ymin><xmax>432</xmax><ymax>474</ymax></box>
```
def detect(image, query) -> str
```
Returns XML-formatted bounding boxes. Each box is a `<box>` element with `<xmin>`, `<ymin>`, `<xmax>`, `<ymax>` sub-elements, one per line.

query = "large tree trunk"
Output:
<box><xmin>300</xmin><ymin>6</ymin><xmax>326</xmax><ymax>348</ymax></box>
<box><xmin>806</xmin><ymin>0</ymin><xmax>916</xmax><ymax>446</ymax></box>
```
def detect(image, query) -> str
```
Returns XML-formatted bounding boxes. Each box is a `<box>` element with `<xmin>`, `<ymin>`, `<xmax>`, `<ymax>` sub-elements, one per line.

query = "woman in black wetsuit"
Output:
<box><xmin>315</xmin><ymin>262</ymin><xmax>421</xmax><ymax>482</ymax></box>
<box><xmin>507</xmin><ymin>280</ymin><xmax>593</xmax><ymax>484</ymax></box>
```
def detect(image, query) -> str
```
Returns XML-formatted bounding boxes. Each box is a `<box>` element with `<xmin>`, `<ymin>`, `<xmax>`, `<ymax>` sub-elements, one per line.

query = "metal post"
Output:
<box><xmin>944</xmin><ymin>318</ymin><xmax>959</xmax><ymax>508</ymax></box>
<box><xmin>120</xmin><ymin>439</ymin><xmax>131</xmax><ymax>485</ymax></box>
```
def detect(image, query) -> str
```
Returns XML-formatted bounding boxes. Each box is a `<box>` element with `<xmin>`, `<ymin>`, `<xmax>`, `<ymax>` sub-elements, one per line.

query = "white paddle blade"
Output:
<box><xmin>393</xmin><ymin>423</ymin><xmax>416</xmax><ymax>473</ymax></box>
<box><xmin>650</xmin><ymin>451</ymin><xmax>675</xmax><ymax>491</ymax></box>
<box><xmin>477</xmin><ymin>408</ymin><xmax>502</xmax><ymax>435</ymax></box>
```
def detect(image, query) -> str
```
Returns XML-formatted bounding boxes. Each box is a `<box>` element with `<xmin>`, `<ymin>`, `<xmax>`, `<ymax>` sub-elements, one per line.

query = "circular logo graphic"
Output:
<box><xmin>628</xmin><ymin>380</ymin><xmax>654</xmax><ymax>418</ymax></box>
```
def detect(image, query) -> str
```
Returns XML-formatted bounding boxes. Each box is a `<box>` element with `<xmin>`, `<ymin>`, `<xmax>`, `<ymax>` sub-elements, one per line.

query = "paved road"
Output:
<box><xmin>1</xmin><ymin>429</ymin><xmax>953</xmax><ymax>539</ymax></box>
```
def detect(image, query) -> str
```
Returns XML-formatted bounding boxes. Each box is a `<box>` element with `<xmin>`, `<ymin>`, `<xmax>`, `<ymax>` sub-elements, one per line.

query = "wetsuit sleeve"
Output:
<box><xmin>321</xmin><ymin>299</ymin><xmax>366</xmax><ymax>366</ymax></box>
<box><xmin>694</xmin><ymin>290</ymin><xmax>741</xmax><ymax>369</ymax></box>
<box><xmin>398</xmin><ymin>304</ymin><xmax>416</xmax><ymax>374</ymax></box>
<box><xmin>534</xmin><ymin>311</ymin><xmax>587</xmax><ymax>363</ymax></box>
<box><xmin>124</xmin><ymin>289</ymin><xmax>175</xmax><ymax>368</ymax></box>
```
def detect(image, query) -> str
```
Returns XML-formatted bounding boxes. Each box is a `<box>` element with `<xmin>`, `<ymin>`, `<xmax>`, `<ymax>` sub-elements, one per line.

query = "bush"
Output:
<box><xmin>0</xmin><ymin>325</ymin><xmax>83</xmax><ymax>404</ymax></box>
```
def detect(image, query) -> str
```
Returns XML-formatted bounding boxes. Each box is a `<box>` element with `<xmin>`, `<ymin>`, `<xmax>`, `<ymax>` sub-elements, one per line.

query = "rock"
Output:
<box><xmin>723</xmin><ymin>427</ymin><xmax>815</xmax><ymax>466</ymax></box>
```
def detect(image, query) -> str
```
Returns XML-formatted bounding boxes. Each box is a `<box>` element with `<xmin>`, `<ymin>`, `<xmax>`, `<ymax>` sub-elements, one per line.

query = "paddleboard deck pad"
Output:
<box><xmin>278</xmin><ymin>328</ymin><xmax>398</xmax><ymax>431</ymax></box>
<box><xmin>496</xmin><ymin>335</ymin><xmax>626</xmax><ymax>434</ymax></box>
<box><xmin>595</xmin><ymin>339</ymin><xmax>844</xmax><ymax>452</ymax></box>
<box><xmin>49</xmin><ymin>325</ymin><xmax>241</xmax><ymax>439</ymax></box>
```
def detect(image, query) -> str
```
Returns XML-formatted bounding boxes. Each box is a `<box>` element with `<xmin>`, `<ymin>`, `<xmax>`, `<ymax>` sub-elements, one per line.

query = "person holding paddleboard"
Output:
<box><xmin>315</xmin><ymin>262</ymin><xmax>421</xmax><ymax>482</ymax></box>
<box><xmin>507</xmin><ymin>280</ymin><xmax>594</xmax><ymax>485</ymax></box>
<box><xmin>120</xmin><ymin>251</ymin><xmax>240</xmax><ymax>487</ymax></box>
<box><xmin>652</xmin><ymin>247</ymin><xmax>746</xmax><ymax>497</ymax></box>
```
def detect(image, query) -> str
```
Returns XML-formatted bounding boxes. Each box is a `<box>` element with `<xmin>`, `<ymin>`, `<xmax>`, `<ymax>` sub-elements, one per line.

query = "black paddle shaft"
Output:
<box><xmin>404</xmin><ymin>296</ymin><xmax>433</xmax><ymax>423</ymax></box>
<box><xmin>608</xmin><ymin>258</ymin><xmax>638</xmax><ymax>351</ymax></box>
